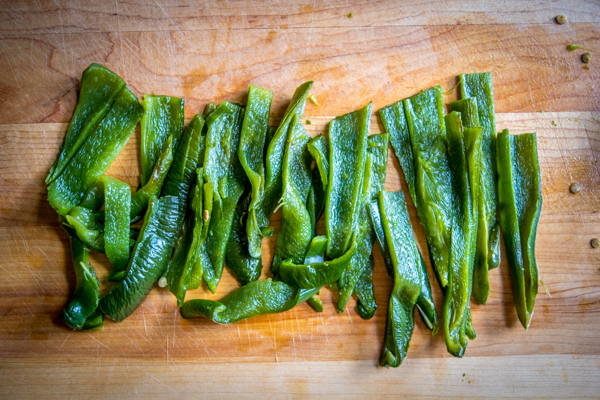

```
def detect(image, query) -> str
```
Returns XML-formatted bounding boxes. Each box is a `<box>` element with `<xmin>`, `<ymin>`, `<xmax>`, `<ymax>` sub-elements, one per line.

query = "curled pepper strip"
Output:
<box><xmin>47</xmin><ymin>63</ymin><xmax>126</xmax><ymax>183</ymax></box>
<box><xmin>307</xmin><ymin>134</ymin><xmax>329</xmax><ymax>190</ymax></box>
<box><xmin>247</xmin><ymin>81</ymin><xmax>313</xmax><ymax>259</ymax></box>
<box><xmin>497</xmin><ymin>130</ymin><xmax>542</xmax><ymax>329</ymax></box>
<box><xmin>181</xmin><ymin>278</ymin><xmax>299</xmax><ymax>324</ymax></box>
<box><xmin>61</xmin><ymin>225</ymin><xmax>104</xmax><ymax>331</ymax></box>
<box><xmin>326</xmin><ymin>102</ymin><xmax>371</xmax><ymax>259</ymax></box>
<box><xmin>48</xmin><ymin>88</ymin><xmax>143</xmax><ymax>216</ymax></box>
<box><xmin>140</xmin><ymin>95</ymin><xmax>184</xmax><ymax>186</ymax></box>
<box><xmin>100</xmin><ymin>195</ymin><xmax>184</xmax><ymax>322</ymax></box>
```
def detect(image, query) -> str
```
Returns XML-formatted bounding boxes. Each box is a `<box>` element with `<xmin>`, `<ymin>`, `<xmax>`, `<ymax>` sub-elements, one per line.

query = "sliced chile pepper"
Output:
<box><xmin>497</xmin><ymin>130</ymin><xmax>542</xmax><ymax>329</ymax></box>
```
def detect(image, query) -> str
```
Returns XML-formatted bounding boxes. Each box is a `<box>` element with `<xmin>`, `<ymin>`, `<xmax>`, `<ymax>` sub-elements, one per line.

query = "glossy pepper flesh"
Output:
<box><xmin>497</xmin><ymin>130</ymin><xmax>542</xmax><ymax>329</ymax></box>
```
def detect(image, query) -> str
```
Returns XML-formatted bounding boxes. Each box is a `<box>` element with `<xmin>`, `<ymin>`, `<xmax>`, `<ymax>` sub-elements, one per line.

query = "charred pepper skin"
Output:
<box><xmin>48</xmin><ymin>88</ymin><xmax>143</xmax><ymax>216</ymax></box>
<box><xmin>140</xmin><ymin>95</ymin><xmax>185</xmax><ymax>186</ymax></box>
<box><xmin>47</xmin><ymin>63</ymin><xmax>126</xmax><ymax>184</ymax></box>
<box><xmin>497</xmin><ymin>130</ymin><xmax>542</xmax><ymax>329</ymax></box>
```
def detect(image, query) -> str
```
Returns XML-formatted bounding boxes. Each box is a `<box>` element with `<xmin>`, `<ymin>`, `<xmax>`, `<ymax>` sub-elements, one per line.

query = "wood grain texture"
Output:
<box><xmin>1</xmin><ymin>1</ymin><xmax>600</xmax><ymax>398</ymax></box>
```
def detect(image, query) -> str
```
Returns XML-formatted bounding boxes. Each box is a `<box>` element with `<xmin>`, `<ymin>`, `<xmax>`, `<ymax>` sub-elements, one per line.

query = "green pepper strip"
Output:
<box><xmin>376</xmin><ymin>191</ymin><xmax>422</xmax><ymax>368</ymax></box>
<box><xmin>297</xmin><ymin>235</ymin><xmax>328</xmax><ymax>311</ymax></box>
<box><xmin>204</xmin><ymin>102</ymin><xmax>218</xmax><ymax>117</ymax></box>
<box><xmin>130</xmin><ymin>135</ymin><xmax>174</xmax><ymax>219</ymax></box>
<box><xmin>48</xmin><ymin>88</ymin><xmax>143</xmax><ymax>216</ymax></box>
<box><xmin>368</xmin><ymin>199</ymin><xmax>438</xmax><ymax>334</ymax></box>
<box><xmin>497</xmin><ymin>130</ymin><xmax>541</xmax><ymax>329</ymax></box>
<box><xmin>61</xmin><ymin>225</ymin><xmax>104</xmax><ymax>330</ymax></box>
<box><xmin>247</xmin><ymin>82</ymin><xmax>313</xmax><ymax>259</ymax></box>
<box><xmin>337</xmin><ymin>133</ymin><xmax>389</xmax><ymax>314</ymax></box>
<box><xmin>181</xmin><ymin>278</ymin><xmax>299</xmax><ymax>324</ymax></box>
<box><xmin>460</xmin><ymin>73</ymin><xmax>501</xmax><ymax>276</ymax></box>
<box><xmin>278</xmin><ymin>235</ymin><xmax>356</xmax><ymax>290</ymax></box>
<box><xmin>238</xmin><ymin>85</ymin><xmax>274</xmax><ymax>259</ymax></box>
<box><xmin>444</xmin><ymin>111</ymin><xmax>476</xmax><ymax>357</ymax></box>
<box><xmin>450</xmin><ymin>98</ymin><xmax>489</xmax><ymax>304</ymax></box>
<box><xmin>307</xmin><ymin>134</ymin><xmax>329</xmax><ymax>191</ymax></box>
<box><xmin>100</xmin><ymin>195</ymin><xmax>184</xmax><ymax>321</ymax></box>
<box><xmin>326</xmin><ymin>102</ymin><xmax>371</xmax><ymax>259</ymax></box>
<box><xmin>200</xmin><ymin>102</ymin><xmax>247</xmax><ymax>293</ymax></box>
<box><xmin>140</xmin><ymin>95</ymin><xmax>184</xmax><ymax>186</ymax></box>
<box><xmin>47</xmin><ymin>63</ymin><xmax>126</xmax><ymax>183</ymax></box>
<box><xmin>403</xmin><ymin>86</ymin><xmax>453</xmax><ymax>287</ymax></box>
<box><xmin>271</xmin><ymin>117</ymin><xmax>313</xmax><ymax>274</ymax></box>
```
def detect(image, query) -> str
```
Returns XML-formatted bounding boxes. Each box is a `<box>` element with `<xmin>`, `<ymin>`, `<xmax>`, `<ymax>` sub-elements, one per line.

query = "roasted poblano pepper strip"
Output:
<box><xmin>100</xmin><ymin>196</ymin><xmax>184</xmax><ymax>321</ymax></box>
<box><xmin>297</xmin><ymin>235</ymin><xmax>328</xmax><ymax>311</ymax></box>
<box><xmin>449</xmin><ymin>98</ymin><xmax>489</xmax><ymax>304</ymax></box>
<box><xmin>181</xmin><ymin>278</ymin><xmax>299</xmax><ymax>324</ymax></box>
<box><xmin>337</xmin><ymin>133</ymin><xmax>389</xmax><ymax>314</ymax></box>
<box><xmin>48</xmin><ymin>88</ymin><xmax>143</xmax><ymax>216</ymax></box>
<box><xmin>368</xmin><ymin>197</ymin><xmax>438</xmax><ymax>334</ymax></box>
<box><xmin>140</xmin><ymin>95</ymin><xmax>184</xmax><ymax>186</ymax></box>
<box><xmin>444</xmin><ymin>111</ymin><xmax>476</xmax><ymax>357</ymax></box>
<box><xmin>307</xmin><ymin>134</ymin><xmax>329</xmax><ymax>191</ymax></box>
<box><xmin>279</xmin><ymin>235</ymin><xmax>356</xmax><ymax>289</ymax></box>
<box><xmin>375</xmin><ymin>191</ymin><xmax>422</xmax><ymax>367</ymax></box>
<box><xmin>460</xmin><ymin>73</ymin><xmax>501</xmax><ymax>276</ymax></box>
<box><xmin>403</xmin><ymin>86</ymin><xmax>453</xmax><ymax>287</ymax></box>
<box><xmin>200</xmin><ymin>102</ymin><xmax>247</xmax><ymax>293</ymax></box>
<box><xmin>61</xmin><ymin>225</ymin><xmax>103</xmax><ymax>331</ymax></box>
<box><xmin>238</xmin><ymin>85</ymin><xmax>274</xmax><ymax>255</ymax></box>
<box><xmin>497</xmin><ymin>130</ymin><xmax>542</xmax><ymax>329</ymax></box>
<box><xmin>247</xmin><ymin>82</ymin><xmax>313</xmax><ymax>259</ymax></box>
<box><xmin>130</xmin><ymin>135</ymin><xmax>174</xmax><ymax>219</ymax></box>
<box><xmin>204</xmin><ymin>102</ymin><xmax>218</xmax><ymax>117</ymax></box>
<box><xmin>271</xmin><ymin>117</ymin><xmax>313</xmax><ymax>274</ymax></box>
<box><xmin>326</xmin><ymin>102</ymin><xmax>371</xmax><ymax>259</ymax></box>
<box><xmin>47</xmin><ymin>63</ymin><xmax>126</xmax><ymax>183</ymax></box>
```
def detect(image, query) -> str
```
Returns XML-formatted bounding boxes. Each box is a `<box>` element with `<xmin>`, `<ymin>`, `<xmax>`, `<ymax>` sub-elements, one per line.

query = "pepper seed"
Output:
<box><xmin>555</xmin><ymin>15</ymin><xmax>567</xmax><ymax>24</ymax></box>
<box><xmin>570</xmin><ymin>183</ymin><xmax>581</xmax><ymax>194</ymax></box>
<box><xmin>591</xmin><ymin>238</ymin><xmax>600</xmax><ymax>249</ymax></box>
<box><xmin>158</xmin><ymin>277</ymin><xmax>168</xmax><ymax>288</ymax></box>
<box><xmin>203</xmin><ymin>209</ymin><xmax>210</xmax><ymax>222</ymax></box>
<box><xmin>582</xmin><ymin>53</ymin><xmax>591</xmax><ymax>64</ymax></box>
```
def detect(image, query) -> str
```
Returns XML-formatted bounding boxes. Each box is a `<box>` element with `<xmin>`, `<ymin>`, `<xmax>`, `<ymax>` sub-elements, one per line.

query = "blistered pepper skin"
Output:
<box><xmin>47</xmin><ymin>63</ymin><xmax>126</xmax><ymax>183</ymax></box>
<box><xmin>497</xmin><ymin>130</ymin><xmax>542</xmax><ymax>329</ymax></box>
<box><xmin>48</xmin><ymin>88</ymin><xmax>143</xmax><ymax>216</ymax></box>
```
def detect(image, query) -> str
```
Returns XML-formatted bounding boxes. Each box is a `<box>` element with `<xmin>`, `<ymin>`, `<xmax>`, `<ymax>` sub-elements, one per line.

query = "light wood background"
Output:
<box><xmin>1</xmin><ymin>1</ymin><xmax>600</xmax><ymax>398</ymax></box>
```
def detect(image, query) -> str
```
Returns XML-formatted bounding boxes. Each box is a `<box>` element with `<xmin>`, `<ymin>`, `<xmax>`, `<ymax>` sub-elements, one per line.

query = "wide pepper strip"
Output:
<box><xmin>497</xmin><ymin>130</ymin><xmax>542</xmax><ymax>329</ymax></box>
<box><xmin>140</xmin><ymin>95</ymin><xmax>184</xmax><ymax>186</ymax></box>
<box><xmin>337</xmin><ymin>133</ymin><xmax>389</xmax><ymax>315</ymax></box>
<box><xmin>47</xmin><ymin>63</ymin><xmax>126</xmax><ymax>183</ymax></box>
<box><xmin>376</xmin><ymin>191</ymin><xmax>422</xmax><ymax>368</ymax></box>
<box><xmin>460</xmin><ymin>73</ymin><xmax>501</xmax><ymax>275</ymax></box>
<box><xmin>444</xmin><ymin>111</ymin><xmax>476</xmax><ymax>357</ymax></box>
<box><xmin>326</xmin><ymin>102</ymin><xmax>371</xmax><ymax>259</ymax></box>
<box><xmin>199</xmin><ymin>102</ymin><xmax>248</xmax><ymax>293</ymax></box>
<box><xmin>48</xmin><ymin>88</ymin><xmax>143</xmax><ymax>216</ymax></box>
<box><xmin>247</xmin><ymin>82</ymin><xmax>313</xmax><ymax>259</ymax></box>
<box><xmin>100</xmin><ymin>195</ymin><xmax>185</xmax><ymax>321</ymax></box>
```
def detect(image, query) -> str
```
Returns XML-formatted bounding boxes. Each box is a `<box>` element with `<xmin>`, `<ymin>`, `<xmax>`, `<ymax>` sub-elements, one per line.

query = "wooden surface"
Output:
<box><xmin>1</xmin><ymin>1</ymin><xmax>600</xmax><ymax>398</ymax></box>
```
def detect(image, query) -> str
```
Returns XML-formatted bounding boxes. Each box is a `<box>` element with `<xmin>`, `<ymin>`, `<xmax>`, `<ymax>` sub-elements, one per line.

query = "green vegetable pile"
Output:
<box><xmin>49</xmin><ymin>64</ymin><xmax>542</xmax><ymax>367</ymax></box>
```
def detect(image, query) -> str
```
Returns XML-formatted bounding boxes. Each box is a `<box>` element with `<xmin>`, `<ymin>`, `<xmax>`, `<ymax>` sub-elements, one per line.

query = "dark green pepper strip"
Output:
<box><xmin>377</xmin><ymin>191</ymin><xmax>422</xmax><ymax>368</ymax></box>
<box><xmin>378</xmin><ymin>101</ymin><xmax>418</xmax><ymax>204</ymax></box>
<box><xmin>199</xmin><ymin>181</ymin><xmax>214</xmax><ymax>244</ymax></box>
<box><xmin>130</xmin><ymin>135</ymin><xmax>174</xmax><ymax>219</ymax></box>
<box><xmin>368</xmin><ymin>199</ymin><xmax>438</xmax><ymax>333</ymax></box>
<box><xmin>271</xmin><ymin>117</ymin><xmax>313</xmax><ymax>274</ymax></box>
<box><xmin>497</xmin><ymin>130</ymin><xmax>542</xmax><ymax>329</ymax></box>
<box><xmin>238</xmin><ymin>85</ymin><xmax>274</xmax><ymax>249</ymax></box>
<box><xmin>200</xmin><ymin>102</ymin><xmax>247</xmax><ymax>293</ymax></box>
<box><xmin>247</xmin><ymin>81</ymin><xmax>313</xmax><ymax>259</ymax></box>
<box><xmin>181</xmin><ymin>278</ymin><xmax>299</xmax><ymax>324</ymax></box>
<box><xmin>293</xmin><ymin>235</ymin><xmax>328</xmax><ymax>311</ymax></box>
<box><xmin>337</xmin><ymin>133</ymin><xmax>389</xmax><ymax>314</ymax></box>
<box><xmin>61</xmin><ymin>225</ymin><xmax>103</xmax><ymax>330</ymax></box>
<box><xmin>204</xmin><ymin>102</ymin><xmax>218</xmax><ymax>117</ymax></box>
<box><xmin>140</xmin><ymin>95</ymin><xmax>184</xmax><ymax>186</ymax></box>
<box><xmin>354</xmin><ymin>256</ymin><xmax>377</xmax><ymax>319</ymax></box>
<box><xmin>444</xmin><ymin>111</ymin><xmax>476</xmax><ymax>357</ymax></box>
<box><xmin>279</xmin><ymin>235</ymin><xmax>356</xmax><ymax>289</ymax></box>
<box><xmin>460</xmin><ymin>73</ymin><xmax>501</xmax><ymax>272</ymax></box>
<box><xmin>48</xmin><ymin>88</ymin><xmax>143</xmax><ymax>216</ymax></box>
<box><xmin>307</xmin><ymin>134</ymin><xmax>329</xmax><ymax>190</ymax></box>
<box><xmin>47</xmin><ymin>63</ymin><xmax>126</xmax><ymax>183</ymax></box>
<box><xmin>326</xmin><ymin>102</ymin><xmax>371</xmax><ymax>259</ymax></box>
<box><xmin>226</xmin><ymin>190</ymin><xmax>263</xmax><ymax>285</ymax></box>
<box><xmin>403</xmin><ymin>86</ymin><xmax>453</xmax><ymax>287</ymax></box>
<box><xmin>100</xmin><ymin>195</ymin><xmax>184</xmax><ymax>321</ymax></box>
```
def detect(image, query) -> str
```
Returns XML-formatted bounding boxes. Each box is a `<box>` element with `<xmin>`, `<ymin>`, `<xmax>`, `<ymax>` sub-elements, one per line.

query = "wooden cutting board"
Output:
<box><xmin>1</xmin><ymin>1</ymin><xmax>600</xmax><ymax>398</ymax></box>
